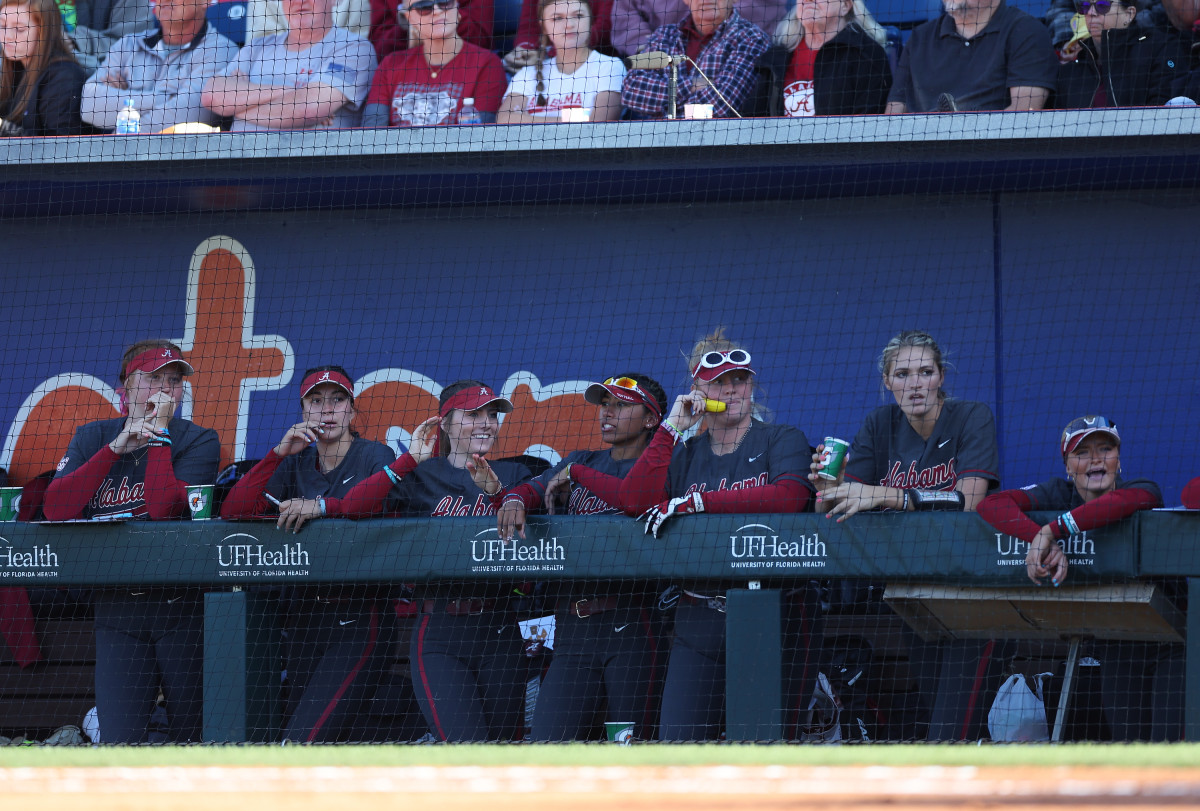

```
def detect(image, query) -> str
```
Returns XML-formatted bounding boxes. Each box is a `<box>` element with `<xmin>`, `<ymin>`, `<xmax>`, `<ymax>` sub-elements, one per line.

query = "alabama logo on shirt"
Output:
<box><xmin>392</xmin><ymin>83</ymin><xmax>464</xmax><ymax>126</ymax></box>
<box><xmin>784</xmin><ymin>80</ymin><xmax>815</xmax><ymax>117</ymax></box>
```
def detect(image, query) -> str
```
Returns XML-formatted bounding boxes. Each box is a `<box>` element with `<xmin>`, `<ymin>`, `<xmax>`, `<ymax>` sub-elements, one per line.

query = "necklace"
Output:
<box><xmin>712</xmin><ymin>421</ymin><xmax>751</xmax><ymax>456</ymax></box>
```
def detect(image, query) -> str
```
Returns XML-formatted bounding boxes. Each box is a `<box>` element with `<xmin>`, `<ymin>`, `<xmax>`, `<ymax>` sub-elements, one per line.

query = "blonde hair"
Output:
<box><xmin>773</xmin><ymin>0</ymin><xmax>887</xmax><ymax>50</ymax></box>
<box><xmin>878</xmin><ymin>330</ymin><xmax>948</xmax><ymax>401</ymax></box>
<box><xmin>685</xmin><ymin>327</ymin><xmax>771</xmax><ymax>421</ymax></box>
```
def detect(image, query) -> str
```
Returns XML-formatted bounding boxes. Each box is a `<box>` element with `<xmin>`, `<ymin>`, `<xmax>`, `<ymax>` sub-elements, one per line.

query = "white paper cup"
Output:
<box><xmin>683</xmin><ymin>104</ymin><xmax>714</xmax><ymax>120</ymax></box>
<box><xmin>559</xmin><ymin>107</ymin><xmax>590</xmax><ymax>123</ymax></box>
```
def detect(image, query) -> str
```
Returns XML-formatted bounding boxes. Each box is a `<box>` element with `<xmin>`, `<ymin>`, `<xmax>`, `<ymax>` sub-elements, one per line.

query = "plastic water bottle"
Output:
<box><xmin>115</xmin><ymin>98</ymin><xmax>140</xmax><ymax>134</ymax></box>
<box><xmin>458</xmin><ymin>97</ymin><xmax>482</xmax><ymax>125</ymax></box>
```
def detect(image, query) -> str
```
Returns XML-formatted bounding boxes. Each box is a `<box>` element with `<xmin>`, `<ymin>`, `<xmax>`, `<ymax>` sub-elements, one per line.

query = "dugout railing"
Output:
<box><xmin>0</xmin><ymin>512</ymin><xmax>1195</xmax><ymax>742</ymax></box>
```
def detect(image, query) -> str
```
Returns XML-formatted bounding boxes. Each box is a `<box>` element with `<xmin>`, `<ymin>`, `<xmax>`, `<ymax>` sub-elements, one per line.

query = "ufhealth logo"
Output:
<box><xmin>0</xmin><ymin>537</ymin><xmax>59</xmax><ymax>579</ymax></box>
<box><xmin>994</xmin><ymin>532</ymin><xmax>1095</xmax><ymax>568</ymax></box>
<box><xmin>728</xmin><ymin>523</ymin><xmax>827</xmax><ymax>570</ymax></box>
<box><xmin>216</xmin><ymin>532</ymin><xmax>310</xmax><ymax>578</ymax></box>
<box><xmin>470</xmin><ymin>528</ymin><xmax>565</xmax><ymax>574</ymax></box>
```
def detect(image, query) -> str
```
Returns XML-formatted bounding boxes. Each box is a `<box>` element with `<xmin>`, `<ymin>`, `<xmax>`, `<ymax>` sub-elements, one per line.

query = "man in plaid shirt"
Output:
<box><xmin>621</xmin><ymin>0</ymin><xmax>770</xmax><ymax>118</ymax></box>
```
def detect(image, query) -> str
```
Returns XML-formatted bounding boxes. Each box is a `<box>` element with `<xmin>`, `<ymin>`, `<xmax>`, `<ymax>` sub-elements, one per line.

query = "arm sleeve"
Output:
<box><xmin>698</xmin><ymin>477</ymin><xmax>810</xmax><ymax>513</ymax></box>
<box><xmin>1183</xmin><ymin>476</ymin><xmax>1200</xmax><ymax>509</ymax></box>
<box><xmin>143</xmin><ymin>445</ymin><xmax>188</xmax><ymax>519</ymax></box>
<box><xmin>570</xmin><ymin>464</ymin><xmax>626</xmax><ymax>508</ymax></box>
<box><xmin>324</xmin><ymin>451</ymin><xmax>418</xmax><ymax>517</ymax></box>
<box><xmin>687</xmin><ymin>27</ymin><xmax>769</xmax><ymax>114</ymax></box>
<box><xmin>43</xmin><ymin>446</ymin><xmax>119</xmax><ymax>521</ymax></box>
<box><xmin>81</xmin><ymin>41</ymin><xmax>134</xmax><ymax>129</ymax></box>
<box><xmin>620</xmin><ymin>26</ymin><xmax>675</xmax><ymax>114</ymax></box>
<box><xmin>1005</xmin><ymin>15</ymin><xmax>1058</xmax><ymax>90</ymax></box>
<box><xmin>497</xmin><ymin>481</ymin><xmax>542</xmax><ymax>510</ymax></box>
<box><xmin>885</xmin><ymin>33</ymin><xmax>913</xmax><ymax>107</ymax></box>
<box><xmin>617</xmin><ymin>426</ymin><xmax>676</xmax><ymax>514</ymax></box>
<box><xmin>314</xmin><ymin>39</ymin><xmax>378</xmax><ymax>110</ymax></box>
<box><xmin>977</xmin><ymin>488</ymin><xmax>1042</xmax><ymax>542</ymax></box>
<box><xmin>142</xmin><ymin>39</ymin><xmax>239</xmax><ymax>130</ymax></box>
<box><xmin>218</xmin><ymin>451</ymin><xmax>285</xmax><ymax>519</ymax></box>
<box><xmin>1060</xmin><ymin>486</ymin><xmax>1162</xmax><ymax>537</ymax></box>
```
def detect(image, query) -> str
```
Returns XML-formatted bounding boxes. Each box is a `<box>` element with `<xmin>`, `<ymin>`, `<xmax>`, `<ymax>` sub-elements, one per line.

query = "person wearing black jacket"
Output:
<box><xmin>755</xmin><ymin>0</ymin><xmax>890</xmax><ymax>117</ymax></box>
<box><xmin>1162</xmin><ymin>0</ymin><xmax>1200</xmax><ymax>101</ymax></box>
<box><xmin>1054</xmin><ymin>0</ymin><xmax>1187</xmax><ymax>108</ymax></box>
<box><xmin>1</xmin><ymin>0</ymin><xmax>91</xmax><ymax>136</ymax></box>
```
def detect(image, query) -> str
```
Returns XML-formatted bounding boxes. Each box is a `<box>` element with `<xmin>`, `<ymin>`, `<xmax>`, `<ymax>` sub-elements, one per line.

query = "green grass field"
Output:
<box><xmin>2</xmin><ymin>742</ymin><xmax>1199</xmax><ymax>769</ymax></box>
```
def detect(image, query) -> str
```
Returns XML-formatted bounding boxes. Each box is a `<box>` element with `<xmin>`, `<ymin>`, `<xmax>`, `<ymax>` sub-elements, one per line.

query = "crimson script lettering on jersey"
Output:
<box><xmin>568</xmin><ymin>487</ymin><xmax>615</xmax><ymax>515</ymax></box>
<box><xmin>684</xmin><ymin>472</ymin><xmax>768</xmax><ymax>496</ymax></box>
<box><xmin>89</xmin><ymin>476</ymin><xmax>145</xmax><ymax>512</ymax></box>
<box><xmin>432</xmin><ymin>494</ymin><xmax>496</xmax><ymax>516</ymax></box>
<box><xmin>881</xmin><ymin>459</ymin><xmax>957</xmax><ymax>490</ymax></box>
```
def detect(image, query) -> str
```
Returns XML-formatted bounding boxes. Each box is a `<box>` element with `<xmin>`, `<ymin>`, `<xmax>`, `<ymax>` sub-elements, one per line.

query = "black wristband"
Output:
<box><xmin>908</xmin><ymin>489</ymin><xmax>965</xmax><ymax>511</ymax></box>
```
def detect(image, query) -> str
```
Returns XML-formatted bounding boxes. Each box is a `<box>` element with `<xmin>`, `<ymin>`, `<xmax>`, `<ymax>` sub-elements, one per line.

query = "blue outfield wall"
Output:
<box><xmin>0</xmin><ymin>114</ymin><xmax>1198</xmax><ymax>500</ymax></box>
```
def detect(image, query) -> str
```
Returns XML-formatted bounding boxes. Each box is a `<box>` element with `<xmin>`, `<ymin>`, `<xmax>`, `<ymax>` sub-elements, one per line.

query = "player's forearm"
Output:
<box><xmin>202</xmin><ymin>75</ymin><xmax>288</xmax><ymax>116</ymax></box>
<box><xmin>219</xmin><ymin>452</ymin><xmax>285</xmax><ymax>519</ymax></box>
<box><xmin>144</xmin><ymin>446</ymin><xmax>188</xmax><ymax>520</ymax></box>
<box><xmin>236</xmin><ymin>84</ymin><xmax>348</xmax><ymax>129</ymax></box>
<box><xmin>569</xmin><ymin>466</ymin><xmax>624</xmax><ymax>508</ymax></box>
<box><xmin>700</xmin><ymin>478</ymin><xmax>810</xmax><ymax>513</ymax></box>
<box><xmin>618</xmin><ymin>428</ymin><xmax>674</xmax><ymax>514</ymax></box>
<box><xmin>326</xmin><ymin>452</ymin><xmax>418</xmax><ymax>517</ymax></box>
<box><xmin>43</xmin><ymin>447</ymin><xmax>119</xmax><ymax>521</ymax></box>
<box><xmin>977</xmin><ymin>489</ymin><xmax>1041</xmax><ymax>542</ymax></box>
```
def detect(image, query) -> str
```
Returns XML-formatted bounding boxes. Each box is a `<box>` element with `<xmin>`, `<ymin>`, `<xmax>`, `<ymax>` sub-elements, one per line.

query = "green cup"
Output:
<box><xmin>604</xmin><ymin>721</ymin><xmax>634</xmax><ymax>745</ymax></box>
<box><xmin>187</xmin><ymin>484</ymin><xmax>214</xmax><ymax>520</ymax></box>
<box><xmin>0</xmin><ymin>486</ymin><xmax>22</xmax><ymax>521</ymax></box>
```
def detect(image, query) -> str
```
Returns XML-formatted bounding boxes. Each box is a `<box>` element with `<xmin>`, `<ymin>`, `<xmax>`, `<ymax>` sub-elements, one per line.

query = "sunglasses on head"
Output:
<box><xmin>692</xmin><ymin>349</ymin><xmax>752</xmax><ymax>375</ymax></box>
<box><xmin>406</xmin><ymin>0</ymin><xmax>455</xmax><ymax>14</ymax></box>
<box><xmin>602</xmin><ymin>377</ymin><xmax>662</xmax><ymax>415</ymax></box>
<box><xmin>1076</xmin><ymin>1</ymin><xmax>1114</xmax><ymax>12</ymax></box>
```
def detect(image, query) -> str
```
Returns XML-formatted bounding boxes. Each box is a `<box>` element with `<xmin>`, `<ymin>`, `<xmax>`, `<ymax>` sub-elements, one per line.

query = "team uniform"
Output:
<box><xmin>502</xmin><ymin>449</ymin><xmax>664</xmax><ymax>742</ymax></box>
<box><xmin>845</xmin><ymin>397</ymin><xmax>1000</xmax><ymax>741</ymax></box>
<box><xmin>979</xmin><ymin>475</ymin><xmax>1180</xmax><ymax>741</ymax></box>
<box><xmin>619</xmin><ymin>419</ymin><xmax>818</xmax><ymax>741</ymax></box>
<box><xmin>45</xmin><ymin>415</ymin><xmax>219</xmax><ymax>743</ymax></box>
<box><xmin>220</xmin><ymin>437</ymin><xmax>395</xmax><ymax>742</ymax></box>
<box><xmin>335</xmin><ymin>452</ymin><xmax>534</xmax><ymax>741</ymax></box>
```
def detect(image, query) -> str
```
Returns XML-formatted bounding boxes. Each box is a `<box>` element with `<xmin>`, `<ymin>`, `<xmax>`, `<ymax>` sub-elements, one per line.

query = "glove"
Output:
<box><xmin>640</xmin><ymin>491</ymin><xmax>705</xmax><ymax>539</ymax></box>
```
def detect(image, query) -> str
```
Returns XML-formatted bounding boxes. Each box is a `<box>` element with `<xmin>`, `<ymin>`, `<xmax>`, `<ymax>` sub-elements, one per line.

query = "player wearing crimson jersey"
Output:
<box><xmin>978</xmin><ymin>415</ymin><xmax>1178</xmax><ymax>742</ymax></box>
<box><xmin>494</xmin><ymin>373</ymin><xmax>668</xmax><ymax>742</ymax></box>
<box><xmin>619</xmin><ymin>330</ymin><xmax>819</xmax><ymax>742</ymax></box>
<box><xmin>333</xmin><ymin>380</ymin><xmax>533</xmax><ymax>741</ymax></box>
<box><xmin>44</xmin><ymin>340</ymin><xmax>220</xmax><ymax>743</ymax></box>
<box><xmin>221</xmin><ymin>366</ymin><xmax>395</xmax><ymax>743</ymax></box>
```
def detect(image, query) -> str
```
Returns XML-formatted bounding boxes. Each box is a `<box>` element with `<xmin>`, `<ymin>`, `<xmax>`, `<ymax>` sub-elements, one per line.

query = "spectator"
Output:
<box><xmin>618</xmin><ymin>330</ymin><xmax>820</xmax><ymax>741</ymax></box>
<box><xmin>369</xmin><ymin>0</ymin><xmax>492</xmax><ymax>60</ymax></box>
<box><xmin>621</xmin><ymin>0</ymin><xmax>771</xmax><ymax>117</ymax></box>
<box><xmin>247</xmin><ymin>0</ymin><xmax>371</xmax><ymax>44</ymax></box>
<box><xmin>1160</xmin><ymin>0</ymin><xmax>1198</xmax><ymax>100</ymax></box>
<box><xmin>42</xmin><ymin>340</ymin><xmax>220</xmax><ymax>743</ymax></box>
<box><xmin>1053</xmin><ymin>0</ymin><xmax>1186</xmax><ymax>106</ymax></box>
<box><xmin>503</xmin><ymin>0</ymin><xmax>613</xmax><ymax>73</ymax></box>
<box><xmin>202</xmin><ymin>0</ymin><xmax>376</xmax><ymax>131</ymax></box>
<box><xmin>70</xmin><ymin>0</ymin><xmax>155</xmax><ymax>72</ymax></box>
<box><xmin>81</xmin><ymin>0</ymin><xmax>238</xmax><ymax>132</ymax></box>
<box><xmin>978</xmin><ymin>416</ymin><xmax>1180</xmax><ymax>742</ymax></box>
<box><xmin>498</xmin><ymin>0</ymin><xmax>625</xmax><ymax>121</ymax></box>
<box><xmin>758</xmin><ymin>0</ymin><xmax>891</xmax><ymax>115</ymax></box>
<box><xmin>1047</xmin><ymin>0</ymin><xmax>1174</xmax><ymax>52</ymax></box>
<box><xmin>0</xmin><ymin>0</ymin><xmax>91</xmax><ymax>136</ymax></box>
<box><xmin>611</xmin><ymin>0</ymin><xmax>783</xmax><ymax>57</ymax></box>
<box><xmin>885</xmin><ymin>0</ymin><xmax>1057</xmax><ymax>112</ymax></box>
<box><xmin>362</xmin><ymin>0</ymin><xmax>505</xmax><ymax>126</ymax></box>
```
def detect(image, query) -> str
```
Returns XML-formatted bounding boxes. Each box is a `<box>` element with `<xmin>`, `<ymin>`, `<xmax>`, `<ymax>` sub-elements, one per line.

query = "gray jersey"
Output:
<box><xmin>266</xmin><ymin>436</ymin><xmax>394</xmax><ymax>501</ymax></box>
<box><xmin>388</xmin><ymin>457</ymin><xmax>534</xmax><ymax>517</ymax></box>
<box><xmin>667</xmin><ymin>420</ymin><xmax>813</xmax><ymax>497</ymax></box>
<box><xmin>845</xmin><ymin>399</ymin><xmax>999</xmax><ymax>492</ymax></box>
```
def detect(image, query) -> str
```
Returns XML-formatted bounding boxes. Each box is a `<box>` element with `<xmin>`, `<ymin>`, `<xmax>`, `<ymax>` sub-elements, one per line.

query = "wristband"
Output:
<box><xmin>907</xmin><ymin>489</ymin><xmax>965</xmax><ymax>511</ymax></box>
<box><xmin>501</xmin><ymin>493</ymin><xmax>525</xmax><ymax>507</ymax></box>
<box><xmin>384</xmin><ymin>466</ymin><xmax>404</xmax><ymax>486</ymax></box>
<box><xmin>1058</xmin><ymin>511</ymin><xmax>1081</xmax><ymax>537</ymax></box>
<box><xmin>317</xmin><ymin>496</ymin><xmax>326</xmax><ymax>517</ymax></box>
<box><xmin>147</xmin><ymin>430</ymin><xmax>172</xmax><ymax>448</ymax></box>
<box><xmin>662</xmin><ymin>420</ymin><xmax>684</xmax><ymax>444</ymax></box>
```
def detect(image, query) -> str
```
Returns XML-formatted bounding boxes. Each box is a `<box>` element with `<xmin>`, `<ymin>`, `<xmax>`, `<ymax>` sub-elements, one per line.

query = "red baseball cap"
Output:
<box><xmin>584</xmin><ymin>376</ymin><xmax>663</xmax><ymax>418</ymax></box>
<box><xmin>440</xmin><ymin>384</ymin><xmax>514</xmax><ymax>417</ymax></box>
<box><xmin>1061</xmin><ymin>415</ymin><xmax>1120</xmax><ymax>456</ymax></box>
<box><xmin>124</xmin><ymin>347</ymin><xmax>194</xmax><ymax>377</ymax></box>
<box><xmin>301</xmin><ymin>369</ymin><xmax>354</xmax><ymax>398</ymax></box>
<box><xmin>691</xmin><ymin>348</ymin><xmax>755</xmax><ymax>383</ymax></box>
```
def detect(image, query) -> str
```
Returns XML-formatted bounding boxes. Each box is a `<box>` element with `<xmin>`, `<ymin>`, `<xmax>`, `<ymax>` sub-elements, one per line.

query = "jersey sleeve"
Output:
<box><xmin>767</xmin><ymin>425</ymin><xmax>815</xmax><ymax>490</ymax></box>
<box><xmin>315</xmin><ymin>38</ymin><xmax>378</xmax><ymax>109</ymax></box>
<box><xmin>617</xmin><ymin>426</ymin><xmax>675</xmax><ymax>515</ymax></box>
<box><xmin>44</xmin><ymin>426</ymin><xmax>117</xmax><ymax>521</ymax></box>
<box><xmin>145</xmin><ymin>425</ymin><xmax>220</xmax><ymax>519</ymax></box>
<box><xmin>953</xmin><ymin>402</ymin><xmax>1000</xmax><ymax>487</ymax></box>
<box><xmin>219</xmin><ymin>450</ymin><xmax>286</xmax><ymax>519</ymax></box>
<box><xmin>325</xmin><ymin>451</ymin><xmax>418</xmax><ymax>517</ymax></box>
<box><xmin>1056</xmin><ymin>483</ymin><xmax>1162</xmax><ymax>539</ymax></box>
<box><xmin>977</xmin><ymin>487</ymin><xmax>1041</xmax><ymax>542</ymax></box>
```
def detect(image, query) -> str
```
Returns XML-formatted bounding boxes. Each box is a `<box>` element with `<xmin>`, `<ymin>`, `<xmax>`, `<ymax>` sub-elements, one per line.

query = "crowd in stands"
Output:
<box><xmin>1</xmin><ymin>0</ymin><xmax>1198</xmax><ymax>135</ymax></box>
<box><xmin>3</xmin><ymin>329</ymin><xmax>1193</xmax><ymax>744</ymax></box>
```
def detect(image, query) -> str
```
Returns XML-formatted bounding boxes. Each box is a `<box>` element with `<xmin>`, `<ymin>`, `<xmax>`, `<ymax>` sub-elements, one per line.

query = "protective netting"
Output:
<box><xmin>1</xmin><ymin>0</ymin><xmax>1199</xmax><ymax>746</ymax></box>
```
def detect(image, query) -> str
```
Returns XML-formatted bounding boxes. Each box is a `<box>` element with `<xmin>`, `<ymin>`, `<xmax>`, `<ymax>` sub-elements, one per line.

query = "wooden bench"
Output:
<box><xmin>0</xmin><ymin>619</ymin><xmax>95</xmax><ymax>739</ymax></box>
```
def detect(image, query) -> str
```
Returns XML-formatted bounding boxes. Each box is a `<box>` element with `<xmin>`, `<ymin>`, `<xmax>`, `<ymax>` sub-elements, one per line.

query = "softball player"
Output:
<box><xmin>978</xmin><ymin>416</ymin><xmax>1179</xmax><ymax>741</ymax></box>
<box><xmin>43</xmin><ymin>340</ymin><xmax>220</xmax><ymax>743</ymax></box>
<box><xmin>494</xmin><ymin>373</ymin><xmax>668</xmax><ymax>742</ymax></box>
<box><xmin>220</xmin><ymin>365</ymin><xmax>395</xmax><ymax>742</ymax></box>
<box><xmin>332</xmin><ymin>380</ymin><xmax>534</xmax><ymax>741</ymax></box>
<box><xmin>811</xmin><ymin>330</ymin><xmax>1000</xmax><ymax>742</ymax></box>
<box><xmin>618</xmin><ymin>330</ymin><xmax>819</xmax><ymax>742</ymax></box>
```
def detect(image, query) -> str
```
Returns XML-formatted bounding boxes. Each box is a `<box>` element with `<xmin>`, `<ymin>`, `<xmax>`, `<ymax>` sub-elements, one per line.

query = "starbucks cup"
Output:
<box><xmin>817</xmin><ymin>437</ymin><xmax>850</xmax><ymax>481</ymax></box>
<box><xmin>187</xmin><ymin>484</ymin><xmax>215</xmax><ymax>520</ymax></box>
<box><xmin>0</xmin><ymin>486</ymin><xmax>22</xmax><ymax>521</ymax></box>
<box><xmin>604</xmin><ymin>721</ymin><xmax>634</xmax><ymax>744</ymax></box>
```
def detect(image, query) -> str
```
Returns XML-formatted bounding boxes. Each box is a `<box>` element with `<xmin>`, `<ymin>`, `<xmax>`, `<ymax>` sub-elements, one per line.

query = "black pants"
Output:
<box><xmin>93</xmin><ymin>590</ymin><xmax>203</xmax><ymax>743</ymax></box>
<box><xmin>531</xmin><ymin>602</ymin><xmax>663</xmax><ymax>741</ymax></box>
<box><xmin>410</xmin><ymin>608</ymin><xmax>526</xmax><ymax>741</ymax></box>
